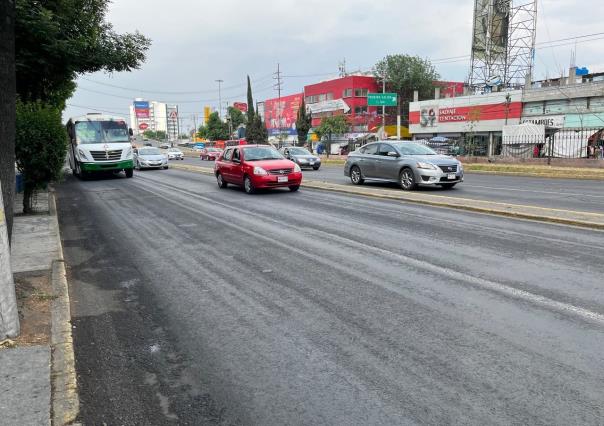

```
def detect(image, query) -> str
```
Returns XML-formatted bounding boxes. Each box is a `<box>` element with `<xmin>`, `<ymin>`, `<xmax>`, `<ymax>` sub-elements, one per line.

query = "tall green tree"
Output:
<box><xmin>227</xmin><ymin>106</ymin><xmax>246</xmax><ymax>129</ymax></box>
<box><xmin>196</xmin><ymin>125</ymin><xmax>208</xmax><ymax>139</ymax></box>
<box><xmin>205</xmin><ymin>112</ymin><xmax>229</xmax><ymax>140</ymax></box>
<box><xmin>315</xmin><ymin>115</ymin><xmax>349</xmax><ymax>157</ymax></box>
<box><xmin>373</xmin><ymin>54</ymin><xmax>439</xmax><ymax>126</ymax></box>
<box><xmin>0</xmin><ymin>0</ymin><xmax>16</xmax><ymax>243</ymax></box>
<box><xmin>246</xmin><ymin>75</ymin><xmax>255</xmax><ymax>122</ymax></box>
<box><xmin>295</xmin><ymin>98</ymin><xmax>311</xmax><ymax>146</ymax></box>
<box><xmin>15</xmin><ymin>0</ymin><xmax>151</xmax><ymax>108</ymax></box>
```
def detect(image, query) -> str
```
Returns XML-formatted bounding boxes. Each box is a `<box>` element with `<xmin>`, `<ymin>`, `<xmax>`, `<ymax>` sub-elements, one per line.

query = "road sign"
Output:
<box><xmin>195</xmin><ymin>142</ymin><xmax>205</xmax><ymax>148</ymax></box>
<box><xmin>138</xmin><ymin>123</ymin><xmax>149</xmax><ymax>130</ymax></box>
<box><xmin>367</xmin><ymin>93</ymin><xmax>398</xmax><ymax>107</ymax></box>
<box><xmin>169</xmin><ymin>111</ymin><xmax>178</xmax><ymax>119</ymax></box>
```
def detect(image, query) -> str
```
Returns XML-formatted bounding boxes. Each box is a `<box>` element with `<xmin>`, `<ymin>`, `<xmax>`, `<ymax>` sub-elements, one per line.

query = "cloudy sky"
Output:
<box><xmin>64</xmin><ymin>0</ymin><xmax>604</xmax><ymax>132</ymax></box>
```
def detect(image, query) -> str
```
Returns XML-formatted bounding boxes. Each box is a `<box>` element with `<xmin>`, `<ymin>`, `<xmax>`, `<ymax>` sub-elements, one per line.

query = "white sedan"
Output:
<box><xmin>166</xmin><ymin>148</ymin><xmax>184</xmax><ymax>160</ymax></box>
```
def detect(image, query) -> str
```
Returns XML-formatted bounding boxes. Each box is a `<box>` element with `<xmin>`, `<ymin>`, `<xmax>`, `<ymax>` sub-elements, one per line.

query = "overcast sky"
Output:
<box><xmin>64</xmin><ymin>0</ymin><xmax>604</xmax><ymax>132</ymax></box>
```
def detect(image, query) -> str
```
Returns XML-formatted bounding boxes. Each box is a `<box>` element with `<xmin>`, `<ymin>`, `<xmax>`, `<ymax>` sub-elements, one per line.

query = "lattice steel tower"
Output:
<box><xmin>469</xmin><ymin>0</ymin><xmax>537</xmax><ymax>89</ymax></box>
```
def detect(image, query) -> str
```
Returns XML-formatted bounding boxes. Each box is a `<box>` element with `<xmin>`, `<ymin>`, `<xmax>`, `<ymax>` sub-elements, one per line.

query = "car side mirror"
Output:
<box><xmin>387</xmin><ymin>151</ymin><xmax>400</xmax><ymax>157</ymax></box>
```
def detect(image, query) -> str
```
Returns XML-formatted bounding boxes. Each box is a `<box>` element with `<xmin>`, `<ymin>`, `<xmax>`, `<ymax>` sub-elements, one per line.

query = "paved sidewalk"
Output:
<box><xmin>0</xmin><ymin>189</ymin><xmax>78</xmax><ymax>425</ymax></box>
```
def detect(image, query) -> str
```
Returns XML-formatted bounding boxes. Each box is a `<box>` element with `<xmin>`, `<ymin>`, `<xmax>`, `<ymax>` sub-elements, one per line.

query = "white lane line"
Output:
<box><xmin>464</xmin><ymin>184</ymin><xmax>604</xmax><ymax>199</ymax></box>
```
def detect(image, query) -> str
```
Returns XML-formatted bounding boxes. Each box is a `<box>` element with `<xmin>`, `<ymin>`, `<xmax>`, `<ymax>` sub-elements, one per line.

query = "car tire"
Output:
<box><xmin>216</xmin><ymin>173</ymin><xmax>228</xmax><ymax>188</ymax></box>
<box><xmin>125</xmin><ymin>168</ymin><xmax>134</xmax><ymax>178</ymax></box>
<box><xmin>313</xmin><ymin>166</ymin><xmax>320</xmax><ymax>170</ymax></box>
<box><xmin>163</xmin><ymin>166</ymin><xmax>169</xmax><ymax>170</ymax></box>
<box><xmin>289</xmin><ymin>185</ymin><xmax>300</xmax><ymax>192</ymax></box>
<box><xmin>440</xmin><ymin>183</ymin><xmax>457</xmax><ymax>189</ymax></box>
<box><xmin>244</xmin><ymin>175</ymin><xmax>255</xmax><ymax>194</ymax></box>
<box><xmin>399</xmin><ymin>168</ymin><xmax>417</xmax><ymax>191</ymax></box>
<box><xmin>350</xmin><ymin>165</ymin><xmax>364</xmax><ymax>185</ymax></box>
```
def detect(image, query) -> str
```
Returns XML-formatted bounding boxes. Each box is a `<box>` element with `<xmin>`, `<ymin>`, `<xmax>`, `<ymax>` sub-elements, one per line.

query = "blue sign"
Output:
<box><xmin>195</xmin><ymin>142</ymin><xmax>205</xmax><ymax>148</ymax></box>
<box><xmin>575</xmin><ymin>67</ymin><xmax>589</xmax><ymax>76</ymax></box>
<box><xmin>134</xmin><ymin>101</ymin><xmax>149</xmax><ymax>109</ymax></box>
<box><xmin>268</xmin><ymin>128</ymin><xmax>297</xmax><ymax>136</ymax></box>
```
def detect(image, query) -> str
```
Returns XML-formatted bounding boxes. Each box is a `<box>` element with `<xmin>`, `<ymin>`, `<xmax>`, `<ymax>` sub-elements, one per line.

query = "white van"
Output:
<box><xmin>66</xmin><ymin>113</ymin><xmax>135</xmax><ymax>178</ymax></box>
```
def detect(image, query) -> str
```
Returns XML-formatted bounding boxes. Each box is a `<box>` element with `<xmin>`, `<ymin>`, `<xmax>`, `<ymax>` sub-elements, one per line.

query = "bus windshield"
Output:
<box><xmin>75</xmin><ymin>120</ymin><xmax>130</xmax><ymax>144</ymax></box>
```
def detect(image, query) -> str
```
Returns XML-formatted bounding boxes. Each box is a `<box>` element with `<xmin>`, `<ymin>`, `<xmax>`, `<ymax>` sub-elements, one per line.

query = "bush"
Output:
<box><xmin>15</xmin><ymin>101</ymin><xmax>67</xmax><ymax>213</ymax></box>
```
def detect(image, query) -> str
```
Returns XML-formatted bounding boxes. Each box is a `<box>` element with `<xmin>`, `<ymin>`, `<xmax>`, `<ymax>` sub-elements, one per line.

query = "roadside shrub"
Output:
<box><xmin>15</xmin><ymin>101</ymin><xmax>67</xmax><ymax>213</ymax></box>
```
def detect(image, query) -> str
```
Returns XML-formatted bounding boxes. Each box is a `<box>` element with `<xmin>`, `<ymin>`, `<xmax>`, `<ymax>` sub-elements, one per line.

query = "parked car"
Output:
<box><xmin>159</xmin><ymin>143</ymin><xmax>170</xmax><ymax>149</ymax></box>
<box><xmin>214</xmin><ymin>145</ymin><xmax>302</xmax><ymax>194</ymax></box>
<box><xmin>279</xmin><ymin>147</ymin><xmax>321</xmax><ymax>170</ymax></box>
<box><xmin>166</xmin><ymin>148</ymin><xmax>184</xmax><ymax>160</ymax></box>
<box><xmin>134</xmin><ymin>147</ymin><xmax>168</xmax><ymax>170</ymax></box>
<box><xmin>344</xmin><ymin>141</ymin><xmax>463</xmax><ymax>190</ymax></box>
<box><xmin>200</xmin><ymin>147</ymin><xmax>223</xmax><ymax>161</ymax></box>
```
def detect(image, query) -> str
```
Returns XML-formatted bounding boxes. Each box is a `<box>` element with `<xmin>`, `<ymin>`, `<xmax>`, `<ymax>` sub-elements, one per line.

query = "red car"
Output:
<box><xmin>200</xmin><ymin>147</ymin><xmax>223</xmax><ymax>161</ymax></box>
<box><xmin>214</xmin><ymin>145</ymin><xmax>303</xmax><ymax>194</ymax></box>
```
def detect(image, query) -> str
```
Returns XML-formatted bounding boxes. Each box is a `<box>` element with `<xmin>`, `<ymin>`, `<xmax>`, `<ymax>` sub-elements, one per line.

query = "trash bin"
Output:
<box><xmin>15</xmin><ymin>173</ymin><xmax>24</xmax><ymax>193</ymax></box>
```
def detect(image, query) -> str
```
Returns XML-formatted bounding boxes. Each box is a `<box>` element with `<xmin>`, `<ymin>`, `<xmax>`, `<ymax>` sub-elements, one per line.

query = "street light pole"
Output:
<box><xmin>215</xmin><ymin>79</ymin><xmax>224</xmax><ymax>119</ymax></box>
<box><xmin>382</xmin><ymin>73</ymin><xmax>386</xmax><ymax>140</ymax></box>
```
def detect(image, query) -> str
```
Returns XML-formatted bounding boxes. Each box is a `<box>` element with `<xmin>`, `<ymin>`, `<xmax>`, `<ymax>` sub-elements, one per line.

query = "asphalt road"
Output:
<box><xmin>180</xmin><ymin>156</ymin><xmax>604</xmax><ymax>213</ymax></box>
<box><xmin>57</xmin><ymin>167</ymin><xmax>604</xmax><ymax>425</ymax></box>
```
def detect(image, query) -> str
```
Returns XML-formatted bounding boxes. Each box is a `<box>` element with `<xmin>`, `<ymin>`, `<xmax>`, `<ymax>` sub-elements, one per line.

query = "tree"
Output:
<box><xmin>246</xmin><ymin>75</ymin><xmax>255</xmax><ymax>121</ymax></box>
<box><xmin>15</xmin><ymin>0</ymin><xmax>151</xmax><ymax>108</ymax></box>
<box><xmin>196</xmin><ymin>125</ymin><xmax>208</xmax><ymax>139</ymax></box>
<box><xmin>0</xmin><ymin>0</ymin><xmax>16</xmax><ymax>243</ymax></box>
<box><xmin>295</xmin><ymin>98</ymin><xmax>311</xmax><ymax>146</ymax></box>
<box><xmin>205</xmin><ymin>112</ymin><xmax>229</xmax><ymax>140</ymax></box>
<box><xmin>15</xmin><ymin>101</ymin><xmax>67</xmax><ymax>213</ymax></box>
<box><xmin>227</xmin><ymin>106</ymin><xmax>246</xmax><ymax>129</ymax></box>
<box><xmin>315</xmin><ymin>115</ymin><xmax>349</xmax><ymax>157</ymax></box>
<box><xmin>246</xmin><ymin>114</ymin><xmax>268</xmax><ymax>144</ymax></box>
<box><xmin>374</xmin><ymin>54</ymin><xmax>439</xmax><ymax>126</ymax></box>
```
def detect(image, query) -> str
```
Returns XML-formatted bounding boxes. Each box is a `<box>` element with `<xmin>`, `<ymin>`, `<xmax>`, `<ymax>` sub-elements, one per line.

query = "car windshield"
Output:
<box><xmin>138</xmin><ymin>148</ymin><xmax>161</xmax><ymax>155</ymax></box>
<box><xmin>75</xmin><ymin>120</ymin><xmax>130</xmax><ymax>144</ymax></box>
<box><xmin>393</xmin><ymin>142</ymin><xmax>437</xmax><ymax>155</ymax></box>
<box><xmin>244</xmin><ymin>146</ymin><xmax>284</xmax><ymax>161</ymax></box>
<box><xmin>288</xmin><ymin>148</ymin><xmax>311</xmax><ymax>155</ymax></box>
<box><xmin>207</xmin><ymin>148</ymin><xmax>220</xmax><ymax>152</ymax></box>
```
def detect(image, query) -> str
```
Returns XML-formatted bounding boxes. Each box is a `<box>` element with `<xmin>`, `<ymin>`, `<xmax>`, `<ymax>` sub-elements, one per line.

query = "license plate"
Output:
<box><xmin>448</xmin><ymin>173</ymin><xmax>456</xmax><ymax>180</ymax></box>
<box><xmin>277</xmin><ymin>176</ymin><xmax>288</xmax><ymax>183</ymax></box>
<box><xmin>309</xmin><ymin>161</ymin><xmax>314</xmax><ymax>165</ymax></box>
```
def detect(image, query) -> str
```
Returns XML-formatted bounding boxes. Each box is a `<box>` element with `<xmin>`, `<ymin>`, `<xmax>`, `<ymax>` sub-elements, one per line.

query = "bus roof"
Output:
<box><xmin>68</xmin><ymin>113</ymin><xmax>127</xmax><ymax>123</ymax></box>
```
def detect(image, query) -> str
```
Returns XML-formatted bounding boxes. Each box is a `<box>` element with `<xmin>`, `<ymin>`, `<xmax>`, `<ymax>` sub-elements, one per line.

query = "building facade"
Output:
<box><xmin>129</xmin><ymin>100</ymin><xmax>169</xmax><ymax>135</ymax></box>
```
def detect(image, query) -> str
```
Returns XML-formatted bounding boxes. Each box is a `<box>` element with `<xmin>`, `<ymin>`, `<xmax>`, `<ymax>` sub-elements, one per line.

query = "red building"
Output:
<box><xmin>303</xmin><ymin>75</ymin><xmax>381</xmax><ymax>132</ymax></box>
<box><xmin>435</xmin><ymin>81</ymin><xmax>466</xmax><ymax>98</ymax></box>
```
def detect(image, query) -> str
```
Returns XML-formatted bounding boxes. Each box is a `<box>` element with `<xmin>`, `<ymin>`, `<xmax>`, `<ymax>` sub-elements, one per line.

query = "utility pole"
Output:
<box><xmin>382</xmin><ymin>72</ymin><xmax>386</xmax><ymax>140</ymax></box>
<box><xmin>192</xmin><ymin>114</ymin><xmax>197</xmax><ymax>141</ymax></box>
<box><xmin>274</xmin><ymin>63</ymin><xmax>283</xmax><ymax>145</ymax></box>
<box><xmin>215</xmin><ymin>79</ymin><xmax>224</xmax><ymax>119</ymax></box>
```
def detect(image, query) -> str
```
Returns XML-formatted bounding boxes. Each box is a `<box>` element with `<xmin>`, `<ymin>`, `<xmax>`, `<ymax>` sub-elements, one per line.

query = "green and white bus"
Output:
<box><xmin>66</xmin><ymin>113</ymin><xmax>134</xmax><ymax>178</ymax></box>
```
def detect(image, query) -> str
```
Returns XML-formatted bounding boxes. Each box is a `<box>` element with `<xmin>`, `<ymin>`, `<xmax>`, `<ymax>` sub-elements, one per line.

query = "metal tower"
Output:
<box><xmin>469</xmin><ymin>0</ymin><xmax>537</xmax><ymax>89</ymax></box>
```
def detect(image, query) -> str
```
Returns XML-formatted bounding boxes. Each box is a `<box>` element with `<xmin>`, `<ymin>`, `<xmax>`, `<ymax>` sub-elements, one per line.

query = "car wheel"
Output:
<box><xmin>289</xmin><ymin>185</ymin><xmax>300</xmax><ymax>192</ymax></box>
<box><xmin>216</xmin><ymin>173</ymin><xmax>228</xmax><ymax>188</ymax></box>
<box><xmin>350</xmin><ymin>165</ymin><xmax>364</xmax><ymax>185</ymax></box>
<box><xmin>313</xmin><ymin>166</ymin><xmax>320</xmax><ymax>170</ymax></box>
<box><xmin>440</xmin><ymin>183</ymin><xmax>457</xmax><ymax>189</ymax></box>
<box><xmin>399</xmin><ymin>168</ymin><xmax>417</xmax><ymax>190</ymax></box>
<box><xmin>244</xmin><ymin>176</ymin><xmax>255</xmax><ymax>194</ymax></box>
<box><xmin>163</xmin><ymin>166</ymin><xmax>169</xmax><ymax>169</ymax></box>
<box><xmin>125</xmin><ymin>168</ymin><xmax>134</xmax><ymax>178</ymax></box>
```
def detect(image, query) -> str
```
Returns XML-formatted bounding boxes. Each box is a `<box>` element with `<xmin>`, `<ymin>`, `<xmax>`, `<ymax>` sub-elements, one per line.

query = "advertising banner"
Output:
<box><xmin>233</xmin><ymin>102</ymin><xmax>248</xmax><ymax>113</ymax></box>
<box><xmin>134</xmin><ymin>101</ymin><xmax>150</xmax><ymax>118</ymax></box>
<box><xmin>264</xmin><ymin>93</ymin><xmax>303</xmax><ymax>134</ymax></box>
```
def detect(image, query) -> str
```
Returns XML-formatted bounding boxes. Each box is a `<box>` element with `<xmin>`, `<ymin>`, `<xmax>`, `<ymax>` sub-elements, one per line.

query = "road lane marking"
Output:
<box><xmin>132</xmin><ymin>175</ymin><xmax>604</xmax><ymax>326</ymax></box>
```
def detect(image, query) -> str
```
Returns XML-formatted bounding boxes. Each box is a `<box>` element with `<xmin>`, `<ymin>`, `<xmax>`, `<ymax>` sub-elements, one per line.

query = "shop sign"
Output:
<box><xmin>520</xmin><ymin>115</ymin><xmax>564</xmax><ymax>128</ymax></box>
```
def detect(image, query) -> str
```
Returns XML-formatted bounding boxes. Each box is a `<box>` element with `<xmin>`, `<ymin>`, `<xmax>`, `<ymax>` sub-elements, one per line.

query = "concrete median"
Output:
<box><xmin>168</xmin><ymin>162</ymin><xmax>604</xmax><ymax>230</ymax></box>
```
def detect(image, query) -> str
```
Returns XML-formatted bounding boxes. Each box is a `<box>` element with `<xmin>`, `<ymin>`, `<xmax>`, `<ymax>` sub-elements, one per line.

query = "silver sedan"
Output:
<box><xmin>344</xmin><ymin>141</ymin><xmax>463</xmax><ymax>190</ymax></box>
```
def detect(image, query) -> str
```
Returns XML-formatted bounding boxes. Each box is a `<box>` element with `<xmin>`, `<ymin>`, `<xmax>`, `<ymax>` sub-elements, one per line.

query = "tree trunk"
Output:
<box><xmin>0</xmin><ymin>0</ymin><xmax>16</xmax><ymax>243</ymax></box>
<box><xmin>22</xmin><ymin>184</ymin><xmax>33</xmax><ymax>215</ymax></box>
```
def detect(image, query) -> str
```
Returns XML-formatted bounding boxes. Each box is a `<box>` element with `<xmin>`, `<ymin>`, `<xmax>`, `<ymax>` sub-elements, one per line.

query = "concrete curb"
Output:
<box><xmin>464</xmin><ymin>169</ymin><xmax>604</xmax><ymax>180</ymax></box>
<box><xmin>168</xmin><ymin>163</ymin><xmax>604</xmax><ymax>230</ymax></box>
<box><xmin>48</xmin><ymin>191</ymin><xmax>80</xmax><ymax>425</ymax></box>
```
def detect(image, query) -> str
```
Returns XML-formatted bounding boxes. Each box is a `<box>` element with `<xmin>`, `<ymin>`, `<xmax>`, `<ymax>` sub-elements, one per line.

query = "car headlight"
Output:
<box><xmin>293</xmin><ymin>164</ymin><xmax>301</xmax><ymax>173</ymax></box>
<box><xmin>459</xmin><ymin>162</ymin><xmax>464</xmax><ymax>171</ymax></box>
<box><xmin>77</xmin><ymin>149</ymin><xmax>89</xmax><ymax>160</ymax></box>
<box><xmin>253</xmin><ymin>166</ymin><xmax>268</xmax><ymax>176</ymax></box>
<box><xmin>124</xmin><ymin>147</ymin><xmax>132</xmax><ymax>159</ymax></box>
<box><xmin>416</xmin><ymin>162</ymin><xmax>438</xmax><ymax>170</ymax></box>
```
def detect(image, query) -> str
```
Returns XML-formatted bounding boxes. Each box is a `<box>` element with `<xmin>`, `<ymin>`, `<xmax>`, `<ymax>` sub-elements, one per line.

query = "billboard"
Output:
<box><xmin>134</xmin><ymin>100</ymin><xmax>150</xmax><ymax>118</ymax></box>
<box><xmin>233</xmin><ymin>102</ymin><xmax>248</xmax><ymax>113</ymax></box>
<box><xmin>472</xmin><ymin>0</ymin><xmax>510</xmax><ymax>61</ymax></box>
<box><xmin>263</xmin><ymin>93</ymin><xmax>303</xmax><ymax>135</ymax></box>
<box><xmin>204</xmin><ymin>106</ymin><xmax>211</xmax><ymax>124</ymax></box>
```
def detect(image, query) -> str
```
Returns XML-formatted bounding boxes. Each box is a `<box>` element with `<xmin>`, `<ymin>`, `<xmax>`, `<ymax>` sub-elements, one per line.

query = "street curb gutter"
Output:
<box><xmin>169</xmin><ymin>163</ymin><xmax>604</xmax><ymax>230</ymax></box>
<box><xmin>49</xmin><ymin>191</ymin><xmax>80</xmax><ymax>425</ymax></box>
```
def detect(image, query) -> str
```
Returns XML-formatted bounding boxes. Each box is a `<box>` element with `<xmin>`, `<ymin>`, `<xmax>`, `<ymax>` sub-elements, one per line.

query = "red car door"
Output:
<box><xmin>230</xmin><ymin>148</ymin><xmax>244</xmax><ymax>185</ymax></box>
<box><xmin>219</xmin><ymin>148</ymin><xmax>234</xmax><ymax>182</ymax></box>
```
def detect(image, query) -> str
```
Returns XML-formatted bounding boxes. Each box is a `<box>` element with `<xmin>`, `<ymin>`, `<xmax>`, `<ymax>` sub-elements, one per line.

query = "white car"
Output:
<box><xmin>166</xmin><ymin>148</ymin><xmax>184</xmax><ymax>160</ymax></box>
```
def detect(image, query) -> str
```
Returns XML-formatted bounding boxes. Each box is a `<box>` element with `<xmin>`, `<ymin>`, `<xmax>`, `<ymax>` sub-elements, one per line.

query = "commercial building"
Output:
<box><xmin>129</xmin><ymin>99</ymin><xmax>169</xmax><ymax>135</ymax></box>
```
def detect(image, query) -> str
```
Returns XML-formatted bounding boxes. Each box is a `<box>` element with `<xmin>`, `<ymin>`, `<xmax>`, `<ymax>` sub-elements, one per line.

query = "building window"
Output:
<box><xmin>326</xmin><ymin>93</ymin><xmax>334</xmax><ymax>100</ymax></box>
<box><xmin>354</xmin><ymin>106</ymin><xmax>368</xmax><ymax>114</ymax></box>
<box><xmin>354</xmin><ymin>88</ymin><xmax>368</xmax><ymax>97</ymax></box>
<box><xmin>343</xmin><ymin>88</ymin><xmax>353</xmax><ymax>98</ymax></box>
<box><xmin>306</xmin><ymin>95</ymin><xmax>319</xmax><ymax>104</ymax></box>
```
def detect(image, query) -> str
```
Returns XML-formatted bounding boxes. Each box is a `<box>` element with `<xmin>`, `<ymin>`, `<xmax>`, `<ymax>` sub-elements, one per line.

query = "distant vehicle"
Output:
<box><xmin>166</xmin><ymin>148</ymin><xmax>184</xmax><ymax>160</ymax></box>
<box><xmin>224</xmin><ymin>139</ymin><xmax>247</xmax><ymax>147</ymax></box>
<box><xmin>134</xmin><ymin>147</ymin><xmax>168</xmax><ymax>170</ymax></box>
<box><xmin>214</xmin><ymin>145</ymin><xmax>302</xmax><ymax>194</ymax></box>
<box><xmin>66</xmin><ymin>113</ymin><xmax>134</xmax><ymax>179</ymax></box>
<box><xmin>144</xmin><ymin>142</ymin><xmax>153</xmax><ymax>147</ymax></box>
<box><xmin>159</xmin><ymin>143</ymin><xmax>170</xmax><ymax>149</ymax></box>
<box><xmin>279</xmin><ymin>147</ymin><xmax>321</xmax><ymax>170</ymax></box>
<box><xmin>200</xmin><ymin>147</ymin><xmax>223</xmax><ymax>161</ymax></box>
<box><xmin>344</xmin><ymin>141</ymin><xmax>463</xmax><ymax>190</ymax></box>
